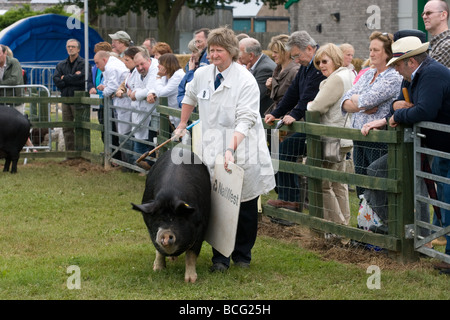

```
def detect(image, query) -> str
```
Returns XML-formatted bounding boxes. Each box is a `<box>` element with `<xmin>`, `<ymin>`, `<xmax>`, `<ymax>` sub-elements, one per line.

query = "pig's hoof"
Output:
<box><xmin>184</xmin><ymin>271</ymin><xmax>197</xmax><ymax>283</ymax></box>
<box><xmin>153</xmin><ymin>261</ymin><xmax>166</xmax><ymax>271</ymax></box>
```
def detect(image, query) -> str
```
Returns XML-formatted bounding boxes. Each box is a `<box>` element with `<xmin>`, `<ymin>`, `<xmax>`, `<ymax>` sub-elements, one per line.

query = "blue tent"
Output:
<box><xmin>0</xmin><ymin>13</ymin><xmax>103</xmax><ymax>66</ymax></box>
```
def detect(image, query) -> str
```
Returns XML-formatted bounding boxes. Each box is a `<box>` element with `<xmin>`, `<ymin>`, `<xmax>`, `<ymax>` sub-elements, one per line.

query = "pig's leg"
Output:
<box><xmin>3</xmin><ymin>157</ymin><xmax>11</xmax><ymax>172</ymax></box>
<box><xmin>153</xmin><ymin>250</ymin><xmax>166</xmax><ymax>271</ymax></box>
<box><xmin>184</xmin><ymin>250</ymin><xmax>198</xmax><ymax>283</ymax></box>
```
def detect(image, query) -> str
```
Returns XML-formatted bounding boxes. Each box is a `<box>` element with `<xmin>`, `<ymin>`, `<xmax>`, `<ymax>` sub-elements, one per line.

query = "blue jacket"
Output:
<box><xmin>393</xmin><ymin>56</ymin><xmax>450</xmax><ymax>152</ymax></box>
<box><xmin>177</xmin><ymin>48</ymin><xmax>210</xmax><ymax>108</ymax></box>
<box><xmin>271</xmin><ymin>58</ymin><xmax>326</xmax><ymax>120</ymax></box>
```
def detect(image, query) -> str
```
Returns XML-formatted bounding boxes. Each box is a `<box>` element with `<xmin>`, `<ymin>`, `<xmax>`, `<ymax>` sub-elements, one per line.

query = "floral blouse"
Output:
<box><xmin>340</xmin><ymin>67</ymin><xmax>402</xmax><ymax>129</ymax></box>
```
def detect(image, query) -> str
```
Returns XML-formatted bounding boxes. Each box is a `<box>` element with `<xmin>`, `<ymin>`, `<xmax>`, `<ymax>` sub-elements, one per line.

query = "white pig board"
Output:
<box><xmin>205</xmin><ymin>154</ymin><xmax>244</xmax><ymax>258</ymax></box>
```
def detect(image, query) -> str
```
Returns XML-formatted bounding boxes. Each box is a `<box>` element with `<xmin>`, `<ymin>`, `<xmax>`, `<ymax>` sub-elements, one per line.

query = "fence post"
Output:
<box><xmin>74</xmin><ymin>91</ymin><xmax>91</xmax><ymax>154</ymax></box>
<box><xmin>103</xmin><ymin>96</ymin><xmax>112</xmax><ymax>169</ymax></box>
<box><xmin>387</xmin><ymin>125</ymin><xmax>418</xmax><ymax>262</ymax></box>
<box><xmin>305</xmin><ymin>111</ymin><xmax>324</xmax><ymax>220</ymax></box>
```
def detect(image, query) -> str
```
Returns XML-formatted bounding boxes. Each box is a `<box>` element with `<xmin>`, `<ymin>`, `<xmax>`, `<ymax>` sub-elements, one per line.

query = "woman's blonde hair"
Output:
<box><xmin>313</xmin><ymin>43</ymin><xmax>344</xmax><ymax>70</ymax></box>
<box><xmin>268</xmin><ymin>34</ymin><xmax>290</xmax><ymax>64</ymax></box>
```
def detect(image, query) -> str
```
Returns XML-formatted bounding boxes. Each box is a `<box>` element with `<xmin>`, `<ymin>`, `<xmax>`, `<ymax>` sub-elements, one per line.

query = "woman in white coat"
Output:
<box><xmin>307</xmin><ymin>43</ymin><xmax>354</xmax><ymax>225</ymax></box>
<box><xmin>146</xmin><ymin>53</ymin><xmax>185</xmax><ymax>128</ymax></box>
<box><xmin>175</xmin><ymin>27</ymin><xmax>275</xmax><ymax>272</ymax></box>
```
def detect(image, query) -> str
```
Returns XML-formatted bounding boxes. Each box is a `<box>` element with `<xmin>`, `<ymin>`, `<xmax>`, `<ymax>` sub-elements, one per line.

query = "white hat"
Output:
<box><xmin>108</xmin><ymin>31</ymin><xmax>131</xmax><ymax>41</ymax></box>
<box><xmin>386</xmin><ymin>36</ymin><xmax>429</xmax><ymax>66</ymax></box>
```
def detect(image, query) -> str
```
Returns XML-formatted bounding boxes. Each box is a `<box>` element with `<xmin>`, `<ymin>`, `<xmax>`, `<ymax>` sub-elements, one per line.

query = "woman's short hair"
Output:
<box><xmin>188</xmin><ymin>39</ymin><xmax>199</xmax><ymax>53</ymax></box>
<box><xmin>313</xmin><ymin>43</ymin><xmax>344</xmax><ymax>70</ymax></box>
<box><xmin>124</xmin><ymin>46</ymin><xmax>144</xmax><ymax>59</ymax></box>
<box><xmin>94</xmin><ymin>41</ymin><xmax>112</xmax><ymax>53</ymax></box>
<box><xmin>339</xmin><ymin>43</ymin><xmax>355</xmax><ymax>54</ymax></box>
<box><xmin>158</xmin><ymin>53</ymin><xmax>181</xmax><ymax>78</ymax></box>
<box><xmin>207</xmin><ymin>26</ymin><xmax>240</xmax><ymax>62</ymax></box>
<box><xmin>369</xmin><ymin>31</ymin><xmax>394</xmax><ymax>63</ymax></box>
<box><xmin>153</xmin><ymin>42</ymin><xmax>173</xmax><ymax>56</ymax></box>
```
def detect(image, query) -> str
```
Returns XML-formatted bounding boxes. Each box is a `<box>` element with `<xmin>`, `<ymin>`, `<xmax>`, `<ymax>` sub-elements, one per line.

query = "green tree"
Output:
<box><xmin>67</xmin><ymin>0</ymin><xmax>287</xmax><ymax>49</ymax></box>
<box><xmin>0</xmin><ymin>4</ymin><xmax>68</xmax><ymax>31</ymax></box>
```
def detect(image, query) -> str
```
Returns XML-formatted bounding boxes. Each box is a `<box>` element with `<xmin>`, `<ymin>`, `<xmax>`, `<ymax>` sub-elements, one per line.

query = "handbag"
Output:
<box><xmin>322</xmin><ymin>137</ymin><xmax>343</xmax><ymax>163</ymax></box>
<box><xmin>321</xmin><ymin>114</ymin><xmax>349</xmax><ymax>163</ymax></box>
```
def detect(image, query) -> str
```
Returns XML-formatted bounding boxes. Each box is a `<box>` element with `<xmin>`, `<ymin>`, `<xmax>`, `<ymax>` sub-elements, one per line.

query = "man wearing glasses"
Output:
<box><xmin>194</xmin><ymin>28</ymin><xmax>210</xmax><ymax>68</ymax></box>
<box><xmin>423</xmin><ymin>0</ymin><xmax>450</xmax><ymax>68</ymax></box>
<box><xmin>264</xmin><ymin>31</ymin><xmax>325</xmax><ymax>211</ymax></box>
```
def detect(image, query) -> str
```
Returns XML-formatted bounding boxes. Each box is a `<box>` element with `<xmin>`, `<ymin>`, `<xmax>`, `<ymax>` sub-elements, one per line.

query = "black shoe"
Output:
<box><xmin>209</xmin><ymin>263</ymin><xmax>228</xmax><ymax>273</ymax></box>
<box><xmin>234</xmin><ymin>261</ymin><xmax>250</xmax><ymax>269</ymax></box>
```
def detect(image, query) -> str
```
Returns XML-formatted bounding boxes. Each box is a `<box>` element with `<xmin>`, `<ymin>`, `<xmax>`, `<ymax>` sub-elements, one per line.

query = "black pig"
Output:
<box><xmin>0</xmin><ymin>105</ymin><xmax>31</xmax><ymax>173</ymax></box>
<box><xmin>132</xmin><ymin>148</ymin><xmax>211</xmax><ymax>283</ymax></box>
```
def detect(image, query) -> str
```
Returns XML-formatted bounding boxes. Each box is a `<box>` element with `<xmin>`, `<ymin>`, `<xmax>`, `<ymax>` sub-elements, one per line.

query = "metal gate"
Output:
<box><xmin>0</xmin><ymin>84</ymin><xmax>54</xmax><ymax>152</ymax></box>
<box><xmin>103</xmin><ymin>96</ymin><xmax>159</xmax><ymax>173</ymax></box>
<box><xmin>410</xmin><ymin>121</ymin><xmax>450</xmax><ymax>264</ymax></box>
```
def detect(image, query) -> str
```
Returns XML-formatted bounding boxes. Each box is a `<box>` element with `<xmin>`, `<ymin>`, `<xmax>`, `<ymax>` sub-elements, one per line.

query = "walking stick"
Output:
<box><xmin>136</xmin><ymin>119</ymin><xmax>200</xmax><ymax>164</ymax></box>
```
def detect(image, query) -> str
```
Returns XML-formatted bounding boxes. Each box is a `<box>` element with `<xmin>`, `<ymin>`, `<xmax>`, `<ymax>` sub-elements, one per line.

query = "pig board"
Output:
<box><xmin>205</xmin><ymin>155</ymin><xmax>244</xmax><ymax>257</ymax></box>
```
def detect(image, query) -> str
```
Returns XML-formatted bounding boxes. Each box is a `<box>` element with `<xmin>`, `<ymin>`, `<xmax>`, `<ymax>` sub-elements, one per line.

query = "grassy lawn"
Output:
<box><xmin>0</xmin><ymin>157</ymin><xmax>448</xmax><ymax>301</ymax></box>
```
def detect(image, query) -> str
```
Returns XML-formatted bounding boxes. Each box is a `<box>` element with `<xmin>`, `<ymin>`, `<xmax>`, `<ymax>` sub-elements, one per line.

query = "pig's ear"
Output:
<box><xmin>174</xmin><ymin>200</ymin><xmax>195</xmax><ymax>216</ymax></box>
<box><xmin>131</xmin><ymin>201</ymin><xmax>158</xmax><ymax>215</ymax></box>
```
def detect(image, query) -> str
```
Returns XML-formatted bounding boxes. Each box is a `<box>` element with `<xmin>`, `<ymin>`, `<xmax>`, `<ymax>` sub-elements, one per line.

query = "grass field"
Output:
<box><xmin>0</xmin><ymin>156</ymin><xmax>448</xmax><ymax>302</ymax></box>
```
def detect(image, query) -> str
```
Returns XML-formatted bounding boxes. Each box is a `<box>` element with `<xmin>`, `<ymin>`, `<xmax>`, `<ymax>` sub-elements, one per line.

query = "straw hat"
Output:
<box><xmin>386</xmin><ymin>36</ymin><xmax>429</xmax><ymax>66</ymax></box>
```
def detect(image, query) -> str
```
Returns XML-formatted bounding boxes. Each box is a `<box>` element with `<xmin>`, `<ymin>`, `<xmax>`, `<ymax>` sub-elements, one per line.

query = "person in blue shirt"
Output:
<box><xmin>177</xmin><ymin>28</ymin><xmax>210</xmax><ymax>108</ymax></box>
<box><xmin>89</xmin><ymin>42</ymin><xmax>113</xmax><ymax>143</ymax></box>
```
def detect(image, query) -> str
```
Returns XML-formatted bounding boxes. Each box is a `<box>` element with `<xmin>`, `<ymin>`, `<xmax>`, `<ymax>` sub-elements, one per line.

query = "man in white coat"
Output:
<box><xmin>175</xmin><ymin>27</ymin><xmax>275</xmax><ymax>272</ymax></box>
<box><xmin>94</xmin><ymin>51</ymin><xmax>131</xmax><ymax>163</ymax></box>
<box><xmin>127</xmin><ymin>51</ymin><xmax>159</xmax><ymax>168</ymax></box>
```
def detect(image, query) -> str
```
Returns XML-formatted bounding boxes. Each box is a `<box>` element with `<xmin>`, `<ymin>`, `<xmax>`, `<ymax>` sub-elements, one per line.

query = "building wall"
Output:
<box><xmin>97</xmin><ymin>6</ymin><xmax>233</xmax><ymax>53</ymax></box>
<box><xmin>290</xmin><ymin>0</ymin><xmax>399</xmax><ymax>60</ymax></box>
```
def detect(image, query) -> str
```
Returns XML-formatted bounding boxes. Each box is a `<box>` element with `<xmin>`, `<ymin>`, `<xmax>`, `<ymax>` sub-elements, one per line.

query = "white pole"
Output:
<box><xmin>84</xmin><ymin>0</ymin><xmax>89</xmax><ymax>91</ymax></box>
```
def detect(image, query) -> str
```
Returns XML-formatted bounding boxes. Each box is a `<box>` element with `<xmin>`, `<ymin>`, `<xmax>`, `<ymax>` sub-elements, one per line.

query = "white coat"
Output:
<box><xmin>307</xmin><ymin>67</ymin><xmax>354</xmax><ymax>148</ymax></box>
<box><xmin>149</xmin><ymin>68</ymin><xmax>185</xmax><ymax>127</ymax></box>
<box><xmin>129</xmin><ymin>58</ymin><xmax>159</xmax><ymax>140</ymax></box>
<box><xmin>102</xmin><ymin>56</ymin><xmax>132</xmax><ymax>134</ymax></box>
<box><xmin>182</xmin><ymin>62</ymin><xmax>275</xmax><ymax>201</ymax></box>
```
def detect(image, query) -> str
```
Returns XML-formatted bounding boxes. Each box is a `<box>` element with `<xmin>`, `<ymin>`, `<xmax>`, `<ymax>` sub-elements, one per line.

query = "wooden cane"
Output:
<box><xmin>136</xmin><ymin>137</ymin><xmax>175</xmax><ymax>163</ymax></box>
<box><xmin>136</xmin><ymin>119</ymin><xmax>200</xmax><ymax>163</ymax></box>
<box><xmin>402</xmin><ymin>87</ymin><xmax>410</xmax><ymax>103</ymax></box>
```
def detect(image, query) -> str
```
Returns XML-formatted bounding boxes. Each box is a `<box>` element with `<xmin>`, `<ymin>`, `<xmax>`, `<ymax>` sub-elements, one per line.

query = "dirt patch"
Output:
<box><xmin>26</xmin><ymin>158</ymin><xmax>111</xmax><ymax>174</ymax></box>
<box><xmin>57</xmin><ymin>158</ymin><xmax>107</xmax><ymax>173</ymax></box>
<box><xmin>258</xmin><ymin>215</ymin><xmax>434</xmax><ymax>271</ymax></box>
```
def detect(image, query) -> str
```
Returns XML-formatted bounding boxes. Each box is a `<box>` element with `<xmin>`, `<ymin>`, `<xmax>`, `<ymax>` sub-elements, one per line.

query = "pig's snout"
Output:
<box><xmin>156</xmin><ymin>228</ymin><xmax>178</xmax><ymax>253</ymax></box>
<box><xmin>161</xmin><ymin>232</ymin><xmax>176</xmax><ymax>246</ymax></box>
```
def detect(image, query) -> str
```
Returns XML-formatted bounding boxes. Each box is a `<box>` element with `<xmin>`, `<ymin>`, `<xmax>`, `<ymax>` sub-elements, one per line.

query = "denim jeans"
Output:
<box><xmin>132</xmin><ymin>130</ymin><xmax>157</xmax><ymax>166</ymax></box>
<box><xmin>353</xmin><ymin>140</ymin><xmax>388</xmax><ymax>196</ymax></box>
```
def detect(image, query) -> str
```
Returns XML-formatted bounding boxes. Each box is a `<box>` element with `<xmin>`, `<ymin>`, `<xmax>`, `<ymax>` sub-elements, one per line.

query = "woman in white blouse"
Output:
<box><xmin>147</xmin><ymin>53</ymin><xmax>185</xmax><ymax>128</ymax></box>
<box><xmin>307</xmin><ymin>43</ymin><xmax>355</xmax><ymax>225</ymax></box>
